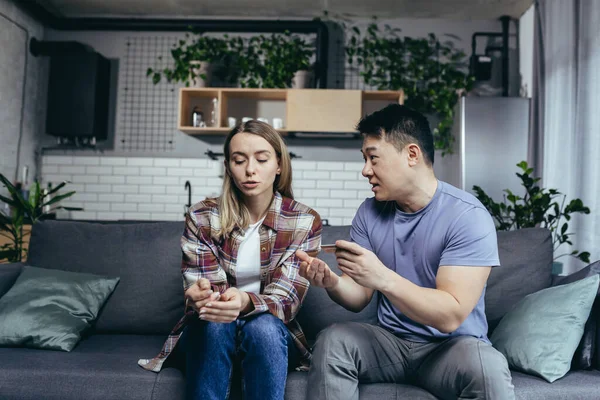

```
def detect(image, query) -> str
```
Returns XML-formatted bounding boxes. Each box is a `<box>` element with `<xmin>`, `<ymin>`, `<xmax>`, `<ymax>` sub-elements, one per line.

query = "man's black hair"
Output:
<box><xmin>356</xmin><ymin>104</ymin><xmax>435</xmax><ymax>166</ymax></box>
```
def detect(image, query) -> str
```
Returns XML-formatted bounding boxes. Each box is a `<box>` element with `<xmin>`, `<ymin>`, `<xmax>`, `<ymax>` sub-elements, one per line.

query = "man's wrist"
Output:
<box><xmin>376</xmin><ymin>267</ymin><xmax>397</xmax><ymax>293</ymax></box>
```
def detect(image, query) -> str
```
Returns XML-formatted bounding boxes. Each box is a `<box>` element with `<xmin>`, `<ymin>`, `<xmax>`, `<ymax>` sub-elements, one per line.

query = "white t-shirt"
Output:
<box><xmin>235</xmin><ymin>218</ymin><xmax>264</xmax><ymax>293</ymax></box>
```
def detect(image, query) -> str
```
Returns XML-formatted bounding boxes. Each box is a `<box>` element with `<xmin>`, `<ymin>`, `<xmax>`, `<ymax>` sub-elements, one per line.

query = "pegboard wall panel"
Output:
<box><xmin>115</xmin><ymin>31</ymin><xmax>367</xmax><ymax>153</ymax></box>
<box><xmin>119</xmin><ymin>36</ymin><xmax>180</xmax><ymax>152</ymax></box>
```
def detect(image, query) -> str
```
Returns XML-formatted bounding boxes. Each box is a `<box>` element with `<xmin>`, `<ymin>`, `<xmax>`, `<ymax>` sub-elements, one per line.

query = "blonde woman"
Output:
<box><xmin>139</xmin><ymin>120</ymin><xmax>322</xmax><ymax>400</ymax></box>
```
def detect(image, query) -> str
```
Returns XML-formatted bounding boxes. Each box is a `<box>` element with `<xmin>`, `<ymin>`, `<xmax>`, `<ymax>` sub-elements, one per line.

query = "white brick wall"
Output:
<box><xmin>41</xmin><ymin>155</ymin><xmax>373</xmax><ymax>225</ymax></box>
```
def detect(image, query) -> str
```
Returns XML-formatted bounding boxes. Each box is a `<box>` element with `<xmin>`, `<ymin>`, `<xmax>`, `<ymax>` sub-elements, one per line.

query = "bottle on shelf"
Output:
<box><xmin>210</xmin><ymin>97</ymin><xmax>218</xmax><ymax>127</ymax></box>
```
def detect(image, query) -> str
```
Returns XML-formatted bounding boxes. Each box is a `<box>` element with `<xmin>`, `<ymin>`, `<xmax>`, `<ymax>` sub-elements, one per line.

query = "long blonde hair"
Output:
<box><xmin>217</xmin><ymin>120</ymin><xmax>293</xmax><ymax>238</ymax></box>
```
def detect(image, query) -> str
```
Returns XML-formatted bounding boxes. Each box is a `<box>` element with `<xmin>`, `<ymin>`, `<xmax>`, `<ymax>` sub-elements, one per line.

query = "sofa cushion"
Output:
<box><xmin>285</xmin><ymin>371</ymin><xmax>438</xmax><ymax>400</ymax></box>
<box><xmin>485</xmin><ymin>228</ymin><xmax>553</xmax><ymax>332</ymax></box>
<box><xmin>552</xmin><ymin>260</ymin><xmax>600</xmax><ymax>370</ymax></box>
<box><xmin>491</xmin><ymin>275</ymin><xmax>599</xmax><ymax>383</ymax></box>
<box><xmin>0</xmin><ymin>266</ymin><xmax>119</xmax><ymax>351</ymax></box>
<box><xmin>511</xmin><ymin>370</ymin><xmax>600</xmax><ymax>399</ymax></box>
<box><xmin>27</xmin><ymin>220</ymin><xmax>185</xmax><ymax>335</ymax></box>
<box><xmin>0</xmin><ymin>334</ymin><xmax>184</xmax><ymax>400</ymax></box>
<box><xmin>0</xmin><ymin>262</ymin><xmax>23</xmax><ymax>298</ymax></box>
<box><xmin>297</xmin><ymin>225</ymin><xmax>378</xmax><ymax>341</ymax></box>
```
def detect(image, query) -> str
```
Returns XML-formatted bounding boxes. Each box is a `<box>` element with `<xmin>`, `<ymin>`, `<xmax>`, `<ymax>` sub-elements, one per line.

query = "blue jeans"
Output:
<box><xmin>183</xmin><ymin>313</ymin><xmax>298</xmax><ymax>400</ymax></box>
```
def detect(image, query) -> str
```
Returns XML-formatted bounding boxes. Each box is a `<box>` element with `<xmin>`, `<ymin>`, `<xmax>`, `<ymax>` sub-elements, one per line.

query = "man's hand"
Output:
<box><xmin>199</xmin><ymin>287</ymin><xmax>252</xmax><ymax>323</ymax></box>
<box><xmin>185</xmin><ymin>278</ymin><xmax>220</xmax><ymax>313</ymax></box>
<box><xmin>296</xmin><ymin>249</ymin><xmax>339</xmax><ymax>289</ymax></box>
<box><xmin>334</xmin><ymin>240</ymin><xmax>391</xmax><ymax>291</ymax></box>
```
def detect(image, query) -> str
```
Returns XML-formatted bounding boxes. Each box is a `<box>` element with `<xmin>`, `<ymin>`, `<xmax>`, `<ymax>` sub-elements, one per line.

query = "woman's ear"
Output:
<box><xmin>277</xmin><ymin>157</ymin><xmax>281</xmax><ymax>175</ymax></box>
<box><xmin>223</xmin><ymin>160</ymin><xmax>230</xmax><ymax>176</ymax></box>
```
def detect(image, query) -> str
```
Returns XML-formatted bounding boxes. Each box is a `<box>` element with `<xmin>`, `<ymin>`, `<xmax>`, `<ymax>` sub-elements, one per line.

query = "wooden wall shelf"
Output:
<box><xmin>178</xmin><ymin>88</ymin><xmax>404</xmax><ymax>135</ymax></box>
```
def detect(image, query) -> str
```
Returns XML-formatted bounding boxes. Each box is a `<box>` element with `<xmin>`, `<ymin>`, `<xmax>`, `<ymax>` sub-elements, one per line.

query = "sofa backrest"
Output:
<box><xmin>27</xmin><ymin>220</ymin><xmax>185</xmax><ymax>335</ymax></box>
<box><xmin>24</xmin><ymin>221</ymin><xmax>553</xmax><ymax>338</ymax></box>
<box><xmin>485</xmin><ymin>227</ymin><xmax>553</xmax><ymax>332</ymax></box>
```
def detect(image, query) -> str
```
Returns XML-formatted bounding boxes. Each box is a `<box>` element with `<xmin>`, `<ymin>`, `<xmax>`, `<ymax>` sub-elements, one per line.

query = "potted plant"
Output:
<box><xmin>0</xmin><ymin>174</ymin><xmax>81</xmax><ymax>262</ymax></box>
<box><xmin>473</xmin><ymin>161</ymin><xmax>591</xmax><ymax>272</ymax></box>
<box><xmin>228</xmin><ymin>31</ymin><xmax>314</xmax><ymax>89</ymax></box>
<box><xmin>225</xmin><ymin>35</ymin><xmax>263</xmax><ymax>88</ymax></box>
<box><xmin>147</xmin><ymin>32</ymin><xmax>230</xmax><ymax>87</ymax></box>
<box><xmin>342</xmin><ymin>17</ymin><xmax>474</xmax><ymax>155</ymax></box>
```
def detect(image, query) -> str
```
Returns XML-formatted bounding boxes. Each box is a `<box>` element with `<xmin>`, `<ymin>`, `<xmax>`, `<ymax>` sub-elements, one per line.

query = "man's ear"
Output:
<box><xmin>406</xmin><ymin>143</ymin><xmax>421</xmax><ymax>166</ymax></box>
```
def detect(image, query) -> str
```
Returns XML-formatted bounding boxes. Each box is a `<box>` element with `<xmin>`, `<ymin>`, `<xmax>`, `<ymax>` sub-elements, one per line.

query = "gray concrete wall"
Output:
<box><xmin>0</xmin><ymin>0</ymin><xmax>47</xmax><ymax>193</ymax></box>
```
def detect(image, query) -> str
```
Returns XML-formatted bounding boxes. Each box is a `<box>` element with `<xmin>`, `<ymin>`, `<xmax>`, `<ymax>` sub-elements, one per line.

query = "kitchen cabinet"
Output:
<box><xmin>178</xmin><ymin>88</ymin><xmax>404</xmax><ymax>135</ymax></box>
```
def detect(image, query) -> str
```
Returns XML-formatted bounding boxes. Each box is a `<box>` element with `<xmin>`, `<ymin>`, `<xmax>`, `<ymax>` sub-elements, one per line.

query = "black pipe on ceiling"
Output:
<box><xmin>499</xmin><ymin>16</ymin><xmax>510</xmax><ymax>97</ymax></box>
<box><xmin>18</xmin><ymin>2</ymin><xmax>330</xmax><ymax>88</ymax></box>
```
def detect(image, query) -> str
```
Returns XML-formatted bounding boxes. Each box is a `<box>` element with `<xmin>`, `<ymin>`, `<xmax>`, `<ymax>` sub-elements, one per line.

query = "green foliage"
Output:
<box><xmin>0</xmin><ymin>174</ymin><xmax>81</xmax><ymax>262</ymax></box>
<box><xmin>228</xmin><ymin>31</ymin><xmax>314</xmax><ymax>88</ymax></box>
<box><xmin>338</xmin><ymin>17</ymin><xmax>474</xmax><ymax>155</ymax></box>
<box><xmin>147</xmin><ymin>29</ymin><xmax>315</xmax><ymax>89</ymax></box>
<box><xmin>146</xmin><ymin>31</ymin><xmax>231</xmax><ymax>86</ymax></box>
<box><xmin>473</xmin><ymin>161</ymin><xmax>591</xmax><ymax>263</ymax></box>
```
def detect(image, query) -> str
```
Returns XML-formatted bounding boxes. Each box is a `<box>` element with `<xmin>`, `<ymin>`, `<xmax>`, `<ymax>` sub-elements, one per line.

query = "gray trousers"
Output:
<box><xmin>307</xmin><ymin>322</ymin><xmax>515</xmax><ymax>400</ymax></box>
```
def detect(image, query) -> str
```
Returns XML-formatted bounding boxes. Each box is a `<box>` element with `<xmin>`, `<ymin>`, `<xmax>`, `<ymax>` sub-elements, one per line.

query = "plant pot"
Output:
<box><xmin>189</xmin><ymin>61</ymin><xmax>213</xmax><ymax>88</ymax></box>
<box><xmin>292</xmin><ymin>70</ymin><xmax>312</xmax><ymax>89</ymax></box>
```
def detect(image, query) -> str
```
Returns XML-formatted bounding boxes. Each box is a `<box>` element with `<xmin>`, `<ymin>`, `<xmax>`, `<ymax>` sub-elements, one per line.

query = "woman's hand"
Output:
<box><xmin>185</xmin><ymin>278</ymin><xmax>220</xmax><ymax>313</ymax></box>
<box><xmin>199</xmin><ymin>287</ymin><xmax>252</xmax><ymax>323</ymax></box>
<box><xmin>296</xmin><ymin>249</ymin><xmax>339</xmax><ymax>289</ymax></box>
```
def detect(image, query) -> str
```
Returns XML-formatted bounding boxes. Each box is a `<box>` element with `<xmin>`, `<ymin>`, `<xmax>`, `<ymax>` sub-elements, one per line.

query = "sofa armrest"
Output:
<box><xmin>552</xmin><ymin>261</ymin><xmax>600</xmax><ymax>370</ymax></box>
<box><xmin>0</xmin><ymin>262</ymin><xmax>25</xmax><ymax>298</ymax></box>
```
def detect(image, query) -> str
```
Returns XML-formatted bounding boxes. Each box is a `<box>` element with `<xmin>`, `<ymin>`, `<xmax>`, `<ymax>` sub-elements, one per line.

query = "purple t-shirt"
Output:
<box><xmin>350</xmin><ymin>180</ymin><xmax>499</xmax><ymax>342</ymax></box>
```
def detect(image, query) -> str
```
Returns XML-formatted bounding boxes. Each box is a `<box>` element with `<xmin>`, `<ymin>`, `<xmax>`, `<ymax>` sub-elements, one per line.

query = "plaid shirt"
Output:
<box><xmin>138</xmin><ymin>192</ymin><xmax>322</xmax><ymax>372</ymax></box>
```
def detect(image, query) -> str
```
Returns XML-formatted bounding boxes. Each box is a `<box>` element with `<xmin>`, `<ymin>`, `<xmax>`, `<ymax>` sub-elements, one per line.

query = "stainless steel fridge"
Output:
<box><xmin>434</xmin><ymin>96</ymin><xmax>531</xmax><ymax>202</ymax></box>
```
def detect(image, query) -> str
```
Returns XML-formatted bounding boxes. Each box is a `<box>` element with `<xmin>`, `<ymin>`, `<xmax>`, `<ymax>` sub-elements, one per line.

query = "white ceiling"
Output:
<box><xmin>37</xmin><ymin>0</ymin><xmax>534</xmax><ymax>20</ymax></box>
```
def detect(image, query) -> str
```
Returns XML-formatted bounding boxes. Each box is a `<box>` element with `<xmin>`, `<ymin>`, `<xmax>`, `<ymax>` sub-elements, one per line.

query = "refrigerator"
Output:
<box><xmin>434</xmin><ymin>96</ymin><xmax>531</xmax><ymax>202</ymax></box>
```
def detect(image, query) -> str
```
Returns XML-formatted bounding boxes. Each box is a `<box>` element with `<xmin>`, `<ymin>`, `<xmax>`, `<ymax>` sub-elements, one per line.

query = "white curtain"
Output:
<box><xmin>538</xmin><ymin>0</ymin><xmax>600</xmax><ymax>273</ymax></box>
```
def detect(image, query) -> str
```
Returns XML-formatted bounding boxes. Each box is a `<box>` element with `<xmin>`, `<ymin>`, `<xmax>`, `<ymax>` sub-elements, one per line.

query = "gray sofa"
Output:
<box><xmin>0</xmin><ymin>220</ymin><xmax>599</xmax><ymax>400</ymax></box>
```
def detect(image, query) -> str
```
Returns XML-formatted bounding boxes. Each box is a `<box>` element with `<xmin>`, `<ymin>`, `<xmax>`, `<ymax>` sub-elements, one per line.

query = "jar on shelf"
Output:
<box><xmin>192</xmin><ymin>106</ymin><xmax>205</xmax><ymax>128</ymax></box>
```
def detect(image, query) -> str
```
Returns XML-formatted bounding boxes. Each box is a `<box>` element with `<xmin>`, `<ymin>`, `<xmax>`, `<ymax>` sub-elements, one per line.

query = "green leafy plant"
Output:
<box><xmin>0</xmin><ymin>174</ymin><xmax>81</xmax><ymax>262</ymax></box>
<box><xmin>228</xmin><ymin>31</ymin><xmax>314</xmax><ymax>88</ymax></box>
<box><xmin>342</xmin><ymin>17</ymin><xmax>474</xmax><ymax>155</ymax></box>
<box><xmin>473</xmin><ymin>161</ymin><xmax>591</xmax><ymax>263</ymax></box>
<box><xmin>146</xmin><ymin>31</ymin><xmax>231</xmax><ymax>86</ymax></box>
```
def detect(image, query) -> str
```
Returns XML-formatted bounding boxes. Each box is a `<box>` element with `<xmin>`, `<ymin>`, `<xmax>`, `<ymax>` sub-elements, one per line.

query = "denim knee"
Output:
<box><xmin>184</xmin><ymin>318</ymin><xmax>236</xmax><ymax>353</ymax></box>
<box><xmin>239</xmin><ymin>313</ymin><xmax>288</xmax><ymax>350</ymax></box>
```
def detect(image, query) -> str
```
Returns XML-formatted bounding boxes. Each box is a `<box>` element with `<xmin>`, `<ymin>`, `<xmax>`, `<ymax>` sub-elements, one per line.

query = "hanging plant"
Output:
<box><xmin>344</xmin><ymin>18</ymin><xmax>474</xmax><ymax>155</ymax></box>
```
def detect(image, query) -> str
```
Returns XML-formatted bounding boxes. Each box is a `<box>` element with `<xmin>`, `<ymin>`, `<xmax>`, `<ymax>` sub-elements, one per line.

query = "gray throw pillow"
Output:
<box><xmin>0</xmin><ymin>266</ymin><xmax>119</xmax><ymax>351</ymax></box>
<box><xmin>491</xmin><ymin>274</ymin><xmax>599</xmax><ymax>382</ymax></box>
